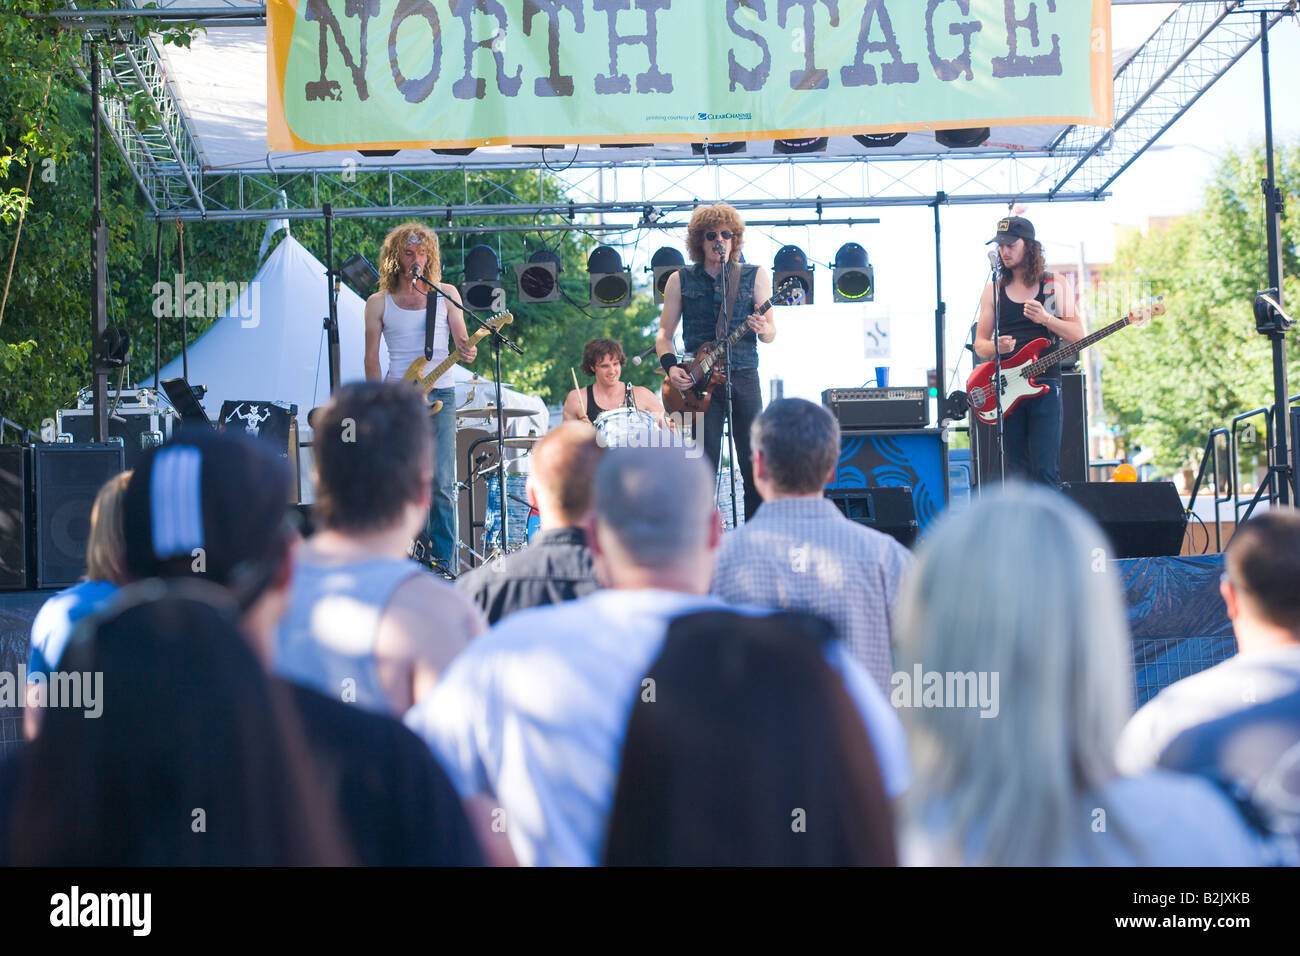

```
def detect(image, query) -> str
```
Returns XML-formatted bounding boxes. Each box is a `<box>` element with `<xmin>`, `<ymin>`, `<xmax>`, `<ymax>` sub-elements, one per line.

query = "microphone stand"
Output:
<box><xmin>991</xmin><ymin>255</ymin><xmax>1007</xmax><ymax>484</ymax></box>
<box><xmin>717</xmin><ymin>245</ymin><xmax>740</xmax><ymax>528</ymax></box>
<box><xmin>412</xmin><ymin>272</ymin><xmax>523</xmax><ymax>556</ymax></box>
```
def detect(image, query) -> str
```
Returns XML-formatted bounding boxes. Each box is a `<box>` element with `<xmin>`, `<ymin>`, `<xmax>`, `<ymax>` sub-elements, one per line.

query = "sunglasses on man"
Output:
<box><xmin>705</xmin><ymin>230</ymin><xmax>734</xmax><ymax>242</ymax></box>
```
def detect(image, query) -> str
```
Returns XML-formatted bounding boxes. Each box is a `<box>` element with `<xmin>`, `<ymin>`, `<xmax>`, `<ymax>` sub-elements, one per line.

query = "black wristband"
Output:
<box><xmin>660</xmin><ymin>353</ymin><xmax>679</xmax><ymax>373</ymax></box>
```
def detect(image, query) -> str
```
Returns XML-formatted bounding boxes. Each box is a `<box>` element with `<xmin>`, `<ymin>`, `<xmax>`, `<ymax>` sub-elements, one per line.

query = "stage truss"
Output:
<box><xmin>48</xmin><ymin>0</ymin><xmax>1296</xmax><ymax>226</ymax></box>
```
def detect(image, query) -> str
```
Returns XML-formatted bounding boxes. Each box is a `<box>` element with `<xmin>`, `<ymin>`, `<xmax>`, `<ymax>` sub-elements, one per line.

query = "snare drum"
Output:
<box><xmin>592</xmin><ymin>407</ymin><xmax>659</xmax><ymax>449</ymax></box>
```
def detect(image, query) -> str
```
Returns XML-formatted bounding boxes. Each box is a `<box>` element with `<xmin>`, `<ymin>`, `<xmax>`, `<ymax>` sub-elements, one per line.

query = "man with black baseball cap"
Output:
<box><xmin>121</xmin><ymin>430</ymin><xmax>482</xmax><ymax>865</ymax></box>
<box><xmin>974</xmin><ymin>214</ymin><xmax>1084</xmax><ymax>486</ymax></box>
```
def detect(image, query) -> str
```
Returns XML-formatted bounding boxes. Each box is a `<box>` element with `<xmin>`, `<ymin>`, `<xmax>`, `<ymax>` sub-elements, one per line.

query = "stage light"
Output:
<box><xmin>95</xmin><ymin>325</ymin><xmax>131</xmax><ymax>368</ymax></box>
<box><xmin>432</xmin><ymin>147</ymin><xmax>476</xmax><ymax>156</ymax></box>
<box><xmin>942</xmin><ymin>390</ymin><xmax>969</xmax><ymax>421</ymax></box>
<box><xmin>340</xmin><ymin>253</ymin><xmax>379</xmax><ymax>295</ymax></box>
<box><xmin>649</xmin><ymin>246</ymin><xmax>686</xmax><ymax>306</ymax></box>
<box><xmin>358</xmin><ymin>149</ymin><xmax>399</xmax><ymax>157</ymax></box>
<box><xmin>1255</xmin><ymin>287</ymin><xmax>1294</xmax><ymax>334</ymax></box>
<box><xmin>588</xmin><ymin>245</ymin><xmax>631</xmax><ymax>308</ymax></box>
<box><xmin>926</xmin><ymin>368</ymin><xmax>939</xmax><ymax>398</ymax></box>
<box><xmin>832</xmin><ymin>242</ymin><xmax>874</xmax><ymax>302</ymax></box>
<box><xmin>934</xmin><ymin>127</ymin><xmax>990</xmax><ymax>149</ymax></box>
<box><xmin>515</xmin><ymin>249</ymin><xmax>561</xmax><ymax>304</ymax></box>
<box><xmin>691</xmin><ymin>142</ymin><xmax>747</xmax><ymax>156</ymax></box>
<box><xmin>853</xmin><ymin>133</ymin><xmax>907</xmax><ymax>149</ymax></box>
<box><xmin>1113</xmin><ymin>463</ymin><xmax>1138</xmax><ymax>482</ymax></box>
<box><xmin>460</xmin><ymin>245</ymin><xmax>505</xmax><ymax>313</ymax></box>
<box><xmin>773</xmin><ymin>245</ymin><xmax>813</xmax><ymax>305</ymax></box>
<box><xmin>773</xmin><ymin>137</ymin><xmax>827</xmax><ymax>155</ymax></box>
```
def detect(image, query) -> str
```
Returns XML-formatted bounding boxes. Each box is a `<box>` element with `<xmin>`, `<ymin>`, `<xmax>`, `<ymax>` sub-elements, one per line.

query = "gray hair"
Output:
<box><xmin>895</xmin><ymin>483</ymin><xmax>1134</xmax><ymax>866</ymax></box>
<box><xmin>592</xmin><ymin>448</ymin><xmax>715</xmax><ymax>569</ymax></box>
<box><xmin>750</xmin><ymin>399</ymin><xmax>841</xmax><ymax>494</ymax></box>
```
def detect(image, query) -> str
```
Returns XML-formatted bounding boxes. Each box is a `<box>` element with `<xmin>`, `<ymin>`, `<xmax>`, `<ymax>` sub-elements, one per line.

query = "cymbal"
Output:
<box><xmin>456</xmin><ymin>406</ymin><xmax>532</xmax><ymax>419</ymax></box>
<box><xmin>478</xmin><ymin>436</ymin><xmax>540</xmax><ymax>449</ymax></box>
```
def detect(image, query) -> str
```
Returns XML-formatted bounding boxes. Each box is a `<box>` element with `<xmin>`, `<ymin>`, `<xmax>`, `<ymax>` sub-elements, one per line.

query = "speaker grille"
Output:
<box><xmin>32</xmin><ymin>444</ymin><xmax>125</xmax><ymax>588</ymax></box>
<box><xmin>0</xmin><ymin>446</ymin><xmax>28</xmax><ymax>589</ymax></box>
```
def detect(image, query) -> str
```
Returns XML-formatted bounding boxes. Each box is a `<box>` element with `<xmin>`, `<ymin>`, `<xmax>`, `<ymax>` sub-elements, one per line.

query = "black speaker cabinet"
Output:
<box><xmin>972</xmin><ymin>371</ymin><xmax>1088</xmax><ymax>486</ymax></box>
<box><xmin>0</xmin><ymin>445</ymin><xmax>29</xmax><ymax>589</ymax></box>
<box><xmin>31</xmin><ymin>443</ymin><xmax>126</xmax><ymax>588</ymax></box>
<box><xmin>825</xmin><ymin>486</ymin><xmax>919</xmax><ymax>548</ymax></box>
<box><xmin>1060</xmin><ymin>481</ymin><xmax>1187</xmax><ymax>558</ymax></box>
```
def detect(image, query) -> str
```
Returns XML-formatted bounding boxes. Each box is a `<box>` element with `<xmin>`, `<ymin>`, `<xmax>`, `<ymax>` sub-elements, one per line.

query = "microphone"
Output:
<box><xmin>629</xmin><ymin>344</ymin><xmax>656</xmax><ymax>366</ymax></box>
<box><xmin>987</xmin><ymin>248</ymin><xmax>1002</xmax><ymax>277</ymax></box>
<box><xmin>714</xmin><ymin>241</ymin><xmax>725</xmax><ymax>257</ymax></box>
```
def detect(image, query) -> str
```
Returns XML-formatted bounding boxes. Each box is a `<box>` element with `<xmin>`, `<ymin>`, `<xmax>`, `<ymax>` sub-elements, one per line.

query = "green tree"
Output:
<box><xmin>1096</xmin><ymin>142</ymin><xmax>1300</xmax><ymax>474</ymax></box>
<box><xmin>1</xmin><ymin>5</ymin><xmax>658</xmax><ymax>432</ymax></box>
<box><xmin>0</xmin><ymin>3</ymin><xmax>199</xmax><ymax>430</ymax></box>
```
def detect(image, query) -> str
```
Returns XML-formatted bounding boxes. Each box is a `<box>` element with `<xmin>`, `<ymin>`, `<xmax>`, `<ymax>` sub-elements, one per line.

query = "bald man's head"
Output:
<box><xmin>593</xmin><ymin>448</ymin><xmax>716</xmax><ymax>570</ymax></box>
<box><xmin>528</xmin><ymin>422</ymin><xmax>605</xmax><ymax>526</ymax></box>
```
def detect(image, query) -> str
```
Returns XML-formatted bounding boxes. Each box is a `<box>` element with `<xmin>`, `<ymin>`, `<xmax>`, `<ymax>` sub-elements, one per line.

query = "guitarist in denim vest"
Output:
<box><xmin>655</xmin><ymin>203</ymin><xmax>775</xmax><ymax>520</ymax></box>
<box><xmin>974</xmin><ymin>216</ymin><xmax>1084</xmax><ymax>487</ymax></box>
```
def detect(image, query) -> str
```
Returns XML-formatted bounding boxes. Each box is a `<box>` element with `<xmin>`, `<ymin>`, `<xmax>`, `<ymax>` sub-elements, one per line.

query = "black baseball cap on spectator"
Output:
<box><xmin>987</xmin><ymin>216</ymin><xmax>1035</xmax><ymax>245</ymax></box>
<box><xmin>123</xmin><ymin>430</ymin><xmax>293</xmax><ymax>609</ymax></box>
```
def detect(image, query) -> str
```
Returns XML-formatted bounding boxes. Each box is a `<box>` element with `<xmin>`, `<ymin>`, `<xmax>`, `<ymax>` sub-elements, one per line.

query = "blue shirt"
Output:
<box><xmin>27</xmin><ymin>580</ymin><xmax>119</xmax><ymax>677</ymax></box>
<box><xmin>405</xmin><ymin>588</ymin><xmax>910</xmax><ymax>866</ymax></box>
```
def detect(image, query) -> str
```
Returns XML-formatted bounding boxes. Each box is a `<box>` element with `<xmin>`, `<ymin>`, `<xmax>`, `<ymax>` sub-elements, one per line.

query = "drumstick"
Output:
<box><xmin>572</xmin><ymin>367</ymin><xmax>591</xmax><ymax>423</ymax></box>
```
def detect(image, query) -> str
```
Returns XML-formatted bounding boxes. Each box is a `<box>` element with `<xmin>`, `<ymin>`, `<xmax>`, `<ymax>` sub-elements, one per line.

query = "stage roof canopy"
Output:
<box><xmin>51</xmin><ymin>1</ymin><xmax>1295</xmax><ymax>223</ymax></box>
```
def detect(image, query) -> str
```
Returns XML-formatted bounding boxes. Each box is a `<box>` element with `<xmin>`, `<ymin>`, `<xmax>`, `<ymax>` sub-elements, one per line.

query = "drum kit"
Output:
<box><xmin>442</xmin><ymin>376</ymin><xmax>678</xmax><ymax>574</ymax></box>
<box><xmin>453</xmin><ymin>401</ymin><xmax>539</xmax><ymax>569</ymax></box>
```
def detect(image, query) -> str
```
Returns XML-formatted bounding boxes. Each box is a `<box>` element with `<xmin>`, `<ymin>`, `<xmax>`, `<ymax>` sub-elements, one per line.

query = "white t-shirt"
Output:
<box><xmin>903</xmin><ymin>770</ymin><xmax>1273</xmax><ymax>866</ymax></box>
<box><xmin>405</xmin><ymin>588</ymin><xmax>910</xmax><ymax>866</ymax></box>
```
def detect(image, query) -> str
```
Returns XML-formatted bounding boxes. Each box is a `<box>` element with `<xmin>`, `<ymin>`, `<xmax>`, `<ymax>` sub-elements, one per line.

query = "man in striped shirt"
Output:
<box><xmin>710</xmin><ymin>398</ymin><xmax>912</xmax><ymax>695</ymax></box>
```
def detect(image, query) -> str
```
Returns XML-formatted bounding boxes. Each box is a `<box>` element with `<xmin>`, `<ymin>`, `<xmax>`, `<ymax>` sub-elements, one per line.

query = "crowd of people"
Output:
<box><xmin>3</xmin><ymin>381</ymin><xmax>1297</xmax><ymax>866</ymax></box>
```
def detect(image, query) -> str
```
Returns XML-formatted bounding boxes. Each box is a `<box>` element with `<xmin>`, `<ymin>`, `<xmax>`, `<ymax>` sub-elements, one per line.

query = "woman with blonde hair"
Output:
<box><xmin>363</xmin><ymin>221</ymin><xmax>478</xmax><ymax>572</ymax></box>
<box><xmin>895</xmin><ymin>483</ymin><xmax>1270</xmax><ymax>865</ymax></box>
<box><xmin>25</xmin><ymin>470</ymin><xmax>132</xmax><ymax>737</ymax></box>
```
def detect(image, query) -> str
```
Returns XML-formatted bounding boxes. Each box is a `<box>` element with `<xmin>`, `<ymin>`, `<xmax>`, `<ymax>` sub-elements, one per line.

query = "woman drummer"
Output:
<box><xmin>562</xmin><ymin>338</ymin><xmax>666</xmax><ymax>426</ymax></box>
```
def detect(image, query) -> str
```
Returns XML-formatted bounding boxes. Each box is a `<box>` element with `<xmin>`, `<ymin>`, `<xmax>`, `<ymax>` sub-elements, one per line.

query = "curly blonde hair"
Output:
<box><xmin>685</xmin><ymin>203</ymin><xmax>745</xmax><ymax>265</ymax></box>
<box><xmin>378</xmin><ymin>222</ymin><xmax>441</xmax><ymax>294</ymax></box>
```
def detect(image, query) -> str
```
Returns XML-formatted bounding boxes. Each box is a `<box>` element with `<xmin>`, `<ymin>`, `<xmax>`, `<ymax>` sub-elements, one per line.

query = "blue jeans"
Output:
<box><xmin>702</xmin><ymin>366</ymin><xmax>763</xmax><ymax>520</ymax></box>
<box><xmin>426</xmin><ymin>386</ymin><xmax>458</xmax><ymax>571</ymax></box>
<box><xmin>1004</xmin><ymin>379</ymin><xmax>1063</xmax><ymax>487</ymax></box>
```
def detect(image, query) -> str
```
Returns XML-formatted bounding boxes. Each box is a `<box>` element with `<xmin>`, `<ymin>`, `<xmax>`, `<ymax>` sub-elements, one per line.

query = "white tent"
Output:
<box><xmin>156</xmin><ymin>235</ymin><xmax>550</xmax><ymax>499</ymax></box>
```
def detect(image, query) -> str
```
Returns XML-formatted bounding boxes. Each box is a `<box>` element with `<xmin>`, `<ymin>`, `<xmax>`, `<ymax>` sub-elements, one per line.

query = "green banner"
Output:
<box><xmin>268</xmin><ymin>0</ymin><xmax>1111</xmax><ymax>150</ymax></box>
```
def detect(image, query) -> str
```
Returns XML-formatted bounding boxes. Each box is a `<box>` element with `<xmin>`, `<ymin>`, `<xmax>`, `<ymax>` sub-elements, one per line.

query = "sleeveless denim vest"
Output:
<box><xmin>678</xmin><ymin>263</ymin><xmax>759</xmax><ymax>369</ymax></box>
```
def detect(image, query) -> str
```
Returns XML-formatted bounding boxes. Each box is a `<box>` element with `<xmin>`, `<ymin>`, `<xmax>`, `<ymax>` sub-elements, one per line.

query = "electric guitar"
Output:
<box><xmin>661</xmin><ymin>277</ymin><xmax>804</xmax><ymax>416</ymax></box>
<box><xmin>400</xmin><ymin>312</ymin><xmax>513</xmax><ymax>415</ymax></box>
<box><xmin>967</xmin><ymin>298</ymin><xmax>1164</xmax><ymax>424</ymax></box>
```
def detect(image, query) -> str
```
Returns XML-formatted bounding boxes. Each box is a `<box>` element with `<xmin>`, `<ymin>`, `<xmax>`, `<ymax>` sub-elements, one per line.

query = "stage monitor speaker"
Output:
<box><xmin>829</xmin><ymin>430</ymin><xmax>945</xmax><ymax>532</ymax></box>
<box><xmin>0</xmin><ymin>445</ymin><xmax>30</xmax><ymax>590</ymax></box>
<box><xmin>825</xmin><ymin>486</ymin><xmax>919</xmax><ymax>548</ymax></box>
<box><xmin>31</xmin><ymin>443</ymin><xmax>126</xmax><ymax>588</ymax></box>
<box><xmin>1060</xmin><ymin>481</ymin><xmax>1187</xmax><ymax>559</ymax></box>
<box><xmin>971</xmin><ymin>371</ymin><xmax>1088</xmax><ymax>486</ymax></box>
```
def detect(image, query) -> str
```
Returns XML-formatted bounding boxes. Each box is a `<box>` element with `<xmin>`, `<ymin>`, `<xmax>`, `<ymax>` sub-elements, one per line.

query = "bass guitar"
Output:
<box><xmin>661</xmin><ymin>276</ymin><xmax>804</xmax><ymax>416</ymax></box>
<box><xmin>400</xmin><ymin>311</ymin><xmax>513</xmax><ymax>414</ymax></box>
<box><xmin>967</xmin><ymin>298</ymin><xmax>1164</xmax><ymax>424</ymax></box>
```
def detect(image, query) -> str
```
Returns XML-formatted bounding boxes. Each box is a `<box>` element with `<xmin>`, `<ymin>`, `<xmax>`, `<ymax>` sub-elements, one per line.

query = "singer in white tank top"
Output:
<box><xmin>363</xmin><ymin>225</ymin><xmax>477</xmax><ymax>571</ymax></box>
